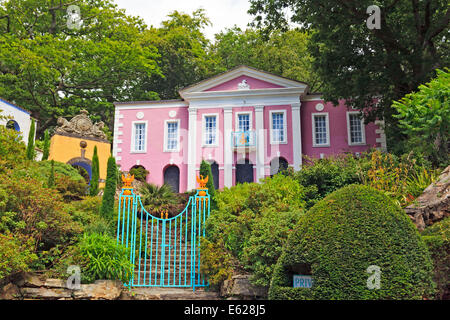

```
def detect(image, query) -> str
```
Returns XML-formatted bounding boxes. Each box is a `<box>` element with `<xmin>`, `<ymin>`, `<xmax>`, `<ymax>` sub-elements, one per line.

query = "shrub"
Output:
<box><xmin>0</xmin><ymin>175</ymin><xmax>82</xmax><ymax>251</ymax></box>
<box><xmin>422</xmin><ymin>217</ymin><xmax>450</xmax><ymax>300</ymax></box>
<box><xmin>37</xmin><ymin>160</ymin><xmax>85</xmax><ymax>182</ymax></box>
<box><xmin>100</xmin><ymin>156</ymin><xmax>117</xmax><ymax>220</ymax></box>
<box><xmin>293</xmin><ymin>154</ymin><xmax>361</xmax><ymax>208</ymax></box>
<box><xmin>0</xmin><ymin>234</ymin><xmax>37</xmax><ymax>280</ymax></box>
<box><xmin>139</xmin><ymin>183</ymin><xmax>180</xmax><ymax>216</ymax></box>
<box><xmin>269</xmin><ymin>184</ymin><xmax>435</xmax><ymax>300</ymax></box>
<box><xmin>200</xmin><ymin>160</ymin><xmax>216</xmax><ymax>209</ymax></box>
<box><xmin>76</xmin><ymin>233</ymin><xmax>133</xmax><ymax>283</ymax></box>
<box><xmin>204</xmin><ymin>174</ymin><xmax>306</xmax><ymax>287</ymax></box>
<box><xmin>0</xmin><ymin>125</ymin><xmax>27</xmax><ymax>170</ymax></box>
<box><xmin>26</xmin><ymin>119</ymin><xmax>36</xmax><ymax>160</ymax></box>
<box><xmin>359</xmin><ymin>150</ymin><xmax>437</xmax><ymax>207</ymax></box>
<box><xmin>242</xmin><ymin>207</ymin><xmax>304</xmax><ymax>287</ymax></box>
<box><xmin>90</xmin><ymin>146</ymin><xmax>99</xmax><ymax>196</ymax></box>
<box><xmin>200</xmin><ymin>238</ymin><xmax>236</xmax><ymax>286</ymax></box>
<box><xmin>54</xmin><ymin>174</ymin><xmax>88</xmax><ymax>201</ymax></box>
<box><xmin>393</xmin><ymin>68</ymin><xmax>450</xmax><ymax>167</ymax></box>
<box><xmin>42</xmin><ymin>129</ymin><xmax>50</xmax><ymax>161</ymax></box>
<box><xmin>129</xmin><ymin>166</ymin><xmax>149</xmax><ymax>182</ymax></box>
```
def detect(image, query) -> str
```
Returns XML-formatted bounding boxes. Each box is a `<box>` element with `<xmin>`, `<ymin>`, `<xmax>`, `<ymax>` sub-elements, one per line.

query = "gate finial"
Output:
<box><xmin>196</xmin><ymin>175</ymin><xmax>208</xmax><ymax>189</ymax></box>
<box><xmin>122</xmin><ymin>173</ymin><xmax>135</xmax><ymax>195</ymax></box>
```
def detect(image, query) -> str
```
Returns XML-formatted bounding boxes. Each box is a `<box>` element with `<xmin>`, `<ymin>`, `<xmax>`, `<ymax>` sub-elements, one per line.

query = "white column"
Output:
<box><xmin>292</xmin><ymin>102</ymin><xmax>302</xmax><ymax>171</ymax></box>
<box><xmin>255</xmin><ymin>105</ymin><xmax>265</xmax><ymax>182</ymax></box>
<box><xmin>187</xmin><ymin>107</ymin><xmax>198</xmax><ymax>190</ymax></box>
<box><xmin>223</xmin><ymin>107</ymin><xmax>233</xmax><ymax>188</ymax></box>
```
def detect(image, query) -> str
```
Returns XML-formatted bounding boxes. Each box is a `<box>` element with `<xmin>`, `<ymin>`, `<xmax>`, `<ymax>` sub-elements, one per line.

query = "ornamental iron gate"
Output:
<box><xmin>116</xmin><ymin>174</ymin><xmax>210</xmax><ymax>291</ymax></box>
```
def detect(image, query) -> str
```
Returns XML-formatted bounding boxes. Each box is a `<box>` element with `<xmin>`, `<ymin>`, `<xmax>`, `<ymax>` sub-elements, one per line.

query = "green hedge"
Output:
<box><xmin>269</xmin><ymin>184</ymin><xmax>435</xmax><ymax>300</ymax></box>
<box><xmin>422</xmin><ymin>217</ymin><xmax>450</xmax><ymax>300</ymax></box>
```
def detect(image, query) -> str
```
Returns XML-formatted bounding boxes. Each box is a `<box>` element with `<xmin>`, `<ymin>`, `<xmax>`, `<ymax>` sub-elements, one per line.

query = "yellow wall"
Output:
<box><xmin>49</xmin><ymin>134</ymin><xmax>111</xmax><ymax>188</ymax></box>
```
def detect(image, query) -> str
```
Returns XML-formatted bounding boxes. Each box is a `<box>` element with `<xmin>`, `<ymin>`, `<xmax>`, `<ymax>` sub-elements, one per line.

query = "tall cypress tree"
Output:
<box><xmin>199</xmin><ymin>160</ymin><xmax>216</xmax><ymax>209</ymax></box>
<box><xmin>26</xmin><ymin>119</ymin><xmax>35</xmax><ymax>160</ymax></box>
<box><xmin>47</xmin><ymin>160</ymin><xmax>55</xmax><ymax>188</ymax></box>
<box><xmin>90</xmin><ymin>146</ymin><xmax>100</xmax><ymax>196</ymax></box>
<box><xmin>100</xmin><ymin>156</ymin><xmax>117</xmax><ymax>220</ymax></box>
<box><xmin>42</xmin><ymin>129</ymin><xmax>50</xmax><ymax>161</ymax></box>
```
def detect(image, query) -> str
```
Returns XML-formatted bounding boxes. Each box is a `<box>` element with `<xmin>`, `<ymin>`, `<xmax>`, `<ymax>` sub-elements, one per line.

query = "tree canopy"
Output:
<box><xmin>248</xmin><ymin>0</ymin><xmax>449</xmax><ymax>149</ymax></box>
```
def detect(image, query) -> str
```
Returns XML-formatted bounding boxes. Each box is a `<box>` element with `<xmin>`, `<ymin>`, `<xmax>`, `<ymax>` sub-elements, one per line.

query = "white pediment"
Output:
<box><xmin>179</xmin><ymin>66</ymin><xmax>309</xmax><ymax>99</ymax></box>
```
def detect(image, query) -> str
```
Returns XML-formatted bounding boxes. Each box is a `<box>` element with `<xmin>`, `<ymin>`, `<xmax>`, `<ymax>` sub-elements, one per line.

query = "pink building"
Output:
<box><xmin>113</xmin><ymin>66</ymin><xmax>387</xmax><ymax>193</ymax></box>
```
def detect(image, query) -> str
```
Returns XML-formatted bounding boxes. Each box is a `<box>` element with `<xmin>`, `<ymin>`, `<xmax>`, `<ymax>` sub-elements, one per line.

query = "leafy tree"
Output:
<box><xmin>26</xmin><ymin>118</ymin><xmax>35</xmax><ymax>160</ymax></box>
<box><xmin>141</xmin><ymin>9</ymin><xmax>220</xmax><ymax>99</ymax></box>
<box><xmin>248</xmin><ymin>0</ymin><xmax>449</xmax><ymax>150</ymax></box>
<box><xmin>393</xmin><ymin>68</ymin><xmax>449</xmax><ymax>167</ymax></box>
<box><xmin>199</xmin><ymin>160</ymin><xmax>216</xmax><ymax>209</ymax></box>
<box><xmin>89</xmin><ymin>146</ymin><xmax>99</xmax><ymax>196</ymax></box>
<box><xmin>42</xmin><ymin>129</ymin><xmax>50</xmax><ymax>161</ymax></box>
<box><xmin>212</xmin><ymin>27</ymin><xmax>322</xmax><ymax>91</ymax></box>
<box><xmin>47</xmin><ymin>159</ymin><xmax>55</xmax><ymax>188</ymax></box>
<box><xmin>100</xmin><ymin>156</ymin><xmax>117</xmax><ymax>220</ymax></box>
<box><xmin>0</xmin><ymin>0</ymin><xmax>161</xmax><ymax>136</ymax></box>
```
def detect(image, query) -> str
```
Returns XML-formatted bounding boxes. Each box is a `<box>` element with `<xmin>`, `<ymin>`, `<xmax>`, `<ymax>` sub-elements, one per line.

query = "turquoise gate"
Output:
<box><xmin>116</xmin><ymin>180</ymin><xmax>210</xmax><ymax>291</ymax></box>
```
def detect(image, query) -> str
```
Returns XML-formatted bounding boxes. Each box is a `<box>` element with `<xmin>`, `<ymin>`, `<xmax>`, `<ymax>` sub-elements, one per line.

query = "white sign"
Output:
<box><xmin>293</xmin><ymin>275</ymin><xmax>313</xmax><ymax>288</ymax></box>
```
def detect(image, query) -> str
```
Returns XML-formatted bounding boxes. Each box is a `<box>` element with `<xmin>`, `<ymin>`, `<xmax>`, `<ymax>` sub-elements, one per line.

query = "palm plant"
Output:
<box><xmin>139</xmin><ymin>183</ymin><xmax>180</xmax><ymax>216</ymax></box>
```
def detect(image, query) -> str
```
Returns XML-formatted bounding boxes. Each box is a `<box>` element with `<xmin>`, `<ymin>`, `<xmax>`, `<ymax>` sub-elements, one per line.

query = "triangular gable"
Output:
<box><xmin>205</xmin><ymin>75</ymin><xmax>284</xmax><ymax>92</ymax></box>
<box><xmin>179</xmin><ymin>65</ymin><xmax>308</xmax><ymax>97</ymax></box>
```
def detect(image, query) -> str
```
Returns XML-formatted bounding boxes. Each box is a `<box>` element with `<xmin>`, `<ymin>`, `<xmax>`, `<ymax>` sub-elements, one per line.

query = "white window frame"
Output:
<box><xmin>312</xmin><ymin>113</ymin><xmax>330</xmax><ymax>147</ymax></box>
<box><xmin>164</xmin><ymin>119</ymin><xmax>180</xmax><ymax>152</ymax></box>
<box><xmin>131</xmin><ymin>120</ymin><xmax>148</xmax><ymax>153</ymax></box>
<box><xmin>235</xmin><ymin>111</ymin><xmax>252</xmax><ymax>132</ymax></box>
<box><xmin>202</xmin><ymin>113</ymin><xmax>219</xmax><ymax>147</ymax></box>
<box><xmin>347</xmin><ymin>111</ymin><xmax>366</xmax><ymax>146</ymax></box>
<box><xmin>269</xmin><ymin>110</ymin><xmax>287</xmax><ymax>144</ymax></box>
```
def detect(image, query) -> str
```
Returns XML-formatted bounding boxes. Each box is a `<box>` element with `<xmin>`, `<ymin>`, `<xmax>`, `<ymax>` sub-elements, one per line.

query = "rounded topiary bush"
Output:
<box><xmin>269</xmin><ymin>184</ymin><xmax>435</xmax><ymax>300</ymax></box>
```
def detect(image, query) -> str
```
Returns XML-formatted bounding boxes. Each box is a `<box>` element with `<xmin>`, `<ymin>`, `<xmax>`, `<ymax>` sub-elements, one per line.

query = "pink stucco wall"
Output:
<box><xmin>117</xmin><ymin>106</ymin><xmax>189</xmax><ymax>191</ymax></box>
<box><xmin>301</xmin><ymin>100</ymin><xmax>380</xmax><ymax>158</ymax></box>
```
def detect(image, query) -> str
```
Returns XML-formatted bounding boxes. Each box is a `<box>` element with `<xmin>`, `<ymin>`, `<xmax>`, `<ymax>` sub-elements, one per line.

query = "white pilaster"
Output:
<box><xmin>292</xmin><ymin>102</ymin><xmax>302</xmax><ymax>171</ymax></box>
<box><xmin>187</xmin><ymin>107</ymin><xmax>198</xmax><ymax>190</ymax></box>
<box><xmin>223</xmin><ymin>107</ymin><xmax>233</xmax><ymax>188</ymax></box>
<box><xmin>255</xmin><ymin>105</ymin><xmax>265</xmax><ymax>182</ymax></box>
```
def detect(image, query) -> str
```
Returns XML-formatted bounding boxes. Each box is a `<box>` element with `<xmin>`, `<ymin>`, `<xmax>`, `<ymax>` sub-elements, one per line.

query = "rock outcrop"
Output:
<box><xmin>405</xmin><ymin>165</ymin><xmax>450</xmax><ymax>230</ymax></box>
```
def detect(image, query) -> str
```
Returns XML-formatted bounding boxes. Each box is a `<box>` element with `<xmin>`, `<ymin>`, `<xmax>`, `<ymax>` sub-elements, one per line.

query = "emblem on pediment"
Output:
<box><xmin>55</xmin><ymin>109</ymin><xmax>107</xmax><ymax>140</ymax></box>
<box><xmin>238</xmin><ymin>79</ymin><xmax>251</xmax><ymax>90</ymax></box>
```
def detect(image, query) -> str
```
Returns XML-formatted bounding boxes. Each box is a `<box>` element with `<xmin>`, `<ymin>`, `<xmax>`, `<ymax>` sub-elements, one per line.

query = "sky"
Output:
<box><xmin>113</xmin><ymin>0</ymin><xmax>254</xmax><ymax>41</ymax></box>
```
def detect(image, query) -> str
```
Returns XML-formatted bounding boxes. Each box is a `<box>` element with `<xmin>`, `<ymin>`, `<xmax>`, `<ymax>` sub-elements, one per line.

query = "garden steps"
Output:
<box><xmin>122</xmin><ymin>287</ymin><xmax>220</xmax><ymax>300</ymax></box>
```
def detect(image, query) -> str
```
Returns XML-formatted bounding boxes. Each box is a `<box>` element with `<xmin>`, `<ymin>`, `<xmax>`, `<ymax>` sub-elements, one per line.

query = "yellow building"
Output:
<box><xmin>48</xmin><ymin>110</ymin><xmax>111</xmax><ymax>188</ymax></box>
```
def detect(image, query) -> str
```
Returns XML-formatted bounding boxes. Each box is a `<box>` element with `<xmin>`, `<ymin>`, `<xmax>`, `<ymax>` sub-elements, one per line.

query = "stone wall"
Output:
<box><xmin>220</xmin><ymin>275</ymin><xmax>268</xmax><ymax>300</ymax></box>
<box><xmin>0</xmin><ymin>273</ymin><xmax>124</xmax><ymax>300</ymax></box>
<box><xmin>405</xmin><ymin>165</ymin><xmax>450</xmax><ymax>231</ymax></box>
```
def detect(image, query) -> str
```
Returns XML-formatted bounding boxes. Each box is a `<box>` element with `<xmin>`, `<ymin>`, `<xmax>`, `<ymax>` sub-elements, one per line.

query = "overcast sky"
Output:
<box><xmin>113</xmin><ymin>0</ymin><xmax>254</xmax><ymax>41</ymax></box>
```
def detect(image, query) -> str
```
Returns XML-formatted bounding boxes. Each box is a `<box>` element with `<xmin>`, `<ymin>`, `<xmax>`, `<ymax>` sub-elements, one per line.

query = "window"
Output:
<box><xmin>237</xmin><ymin>113</ymin><xmax>250</xmax><ymax>132</ymax></box>
<box><xmin>270</xmin><ymin>111</ymin><xmax>287</xmax><ymax>144</ymax></box>
<box><xmin>203</xmin><ymin>115</ymin><xmax>218</xmax><ymax>146</ymax></box>
<box><xmin>312</xmin><ymin>113</ymin><xmax>329</xmax><ymax>147</ymax></box>
<box><xmin>164</xmin><ymin>120</ymin><xmax>180</xmax><ymax>152</ymax></box>
<box><xmin>347</xmin><ymin>112</ymin><xmax>366</xmax><ymax>145</ymax></box>
<box><xmin>132</xmin><ymin>122</ymin><xmax>147</xmax><ymax>152</ymax></box>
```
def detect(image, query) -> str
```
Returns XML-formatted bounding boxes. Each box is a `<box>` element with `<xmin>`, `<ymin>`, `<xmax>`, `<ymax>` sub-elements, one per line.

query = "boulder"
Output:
<box><xmin>72</xmin><ymin>280</ymin><xmax>123</xmax><ymax>300</ymax></box>
<box><xmin>22</xmin><ymin>287</ymin><xmax>72</xmax><ymax>299</ymax></box>
<box><xmin>0</xmin><ymin>283</ymin><xmax>22</xmax><ymax>300</ymax></box>
<box><xmin>221</xmin><ymin>275</ymin><xmax>267</xmax><ymax>299</ymax></box>
<box><xmin>22</xmin><ymin>273</ymin><xmax>44</xmax><ymax>288</ymax></box>
<box><xmin>44</xmin><ymin>279</ymin><xmax>67</xmax><ymax>289</ymax></box>
<box><xmin>405</xmin><ymin>165</ymin><xmax>450</xmax><ymax>230</ymax></box>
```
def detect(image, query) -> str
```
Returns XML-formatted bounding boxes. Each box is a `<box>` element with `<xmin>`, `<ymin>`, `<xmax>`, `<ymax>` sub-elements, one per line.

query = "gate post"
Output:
<box><xmin>192</xmin><ymin>175</ymin><xmax>211</xmax><ymax>291</ymax></box>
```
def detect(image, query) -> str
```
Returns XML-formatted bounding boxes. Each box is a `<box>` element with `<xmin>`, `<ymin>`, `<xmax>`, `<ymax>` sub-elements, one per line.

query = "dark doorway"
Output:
<box><xmin>209</xmin><ymin>161</ymin><xmax>219</xmax><ymax>190</ymax></box>
<box><xmin>270</xmin><ymin>157</ymin><xmax>289</xmax><ymax>177</ymax></box>
<box><xmin>164</xmin><ymin>165</ymin><xmax>180</xmax><ymax>193</ymax></box>
<box><xmin>236</xmin><ymin>159</ymin><xmax>254</xmax><ymax>184</ymax></box>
